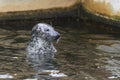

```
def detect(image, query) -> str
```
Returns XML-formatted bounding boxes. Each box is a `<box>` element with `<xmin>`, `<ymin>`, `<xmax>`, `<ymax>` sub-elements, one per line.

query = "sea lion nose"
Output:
<box><xmin>56</xmin><ymin>35</ymin><xmax>60</xmax><ymax>40</ymax></box>
<box><xmin>53</xmin><ymin>31</ymin><xmax>60</xmax><ymax>40</ymax></box>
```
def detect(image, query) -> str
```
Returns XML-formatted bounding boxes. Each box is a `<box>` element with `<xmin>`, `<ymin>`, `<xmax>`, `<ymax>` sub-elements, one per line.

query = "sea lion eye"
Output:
<box><xmin>45</xmin><ymin>29</ymin><xmax>49</xmax><ymax>31</ymax></box>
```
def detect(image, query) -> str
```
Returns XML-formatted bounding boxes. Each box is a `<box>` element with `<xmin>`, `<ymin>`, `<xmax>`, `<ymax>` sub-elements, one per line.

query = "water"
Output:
<box><xmin>0</xmin><ymin>19</ymin><xmax>120</xmax><ymax>80</ymax></box>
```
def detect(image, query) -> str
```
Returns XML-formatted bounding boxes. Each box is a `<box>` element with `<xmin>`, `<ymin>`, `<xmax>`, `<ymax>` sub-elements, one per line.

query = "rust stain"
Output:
<box><xmin>82</xmin><ymin>0</ymin><xmax>113</xmax><ymax>16</ymax></box>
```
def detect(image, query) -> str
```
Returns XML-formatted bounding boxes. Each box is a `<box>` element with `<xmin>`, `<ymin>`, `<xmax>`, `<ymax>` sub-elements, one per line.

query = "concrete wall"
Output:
<box><xmin>0</xmin><ymin>0</ymin><xmax>78</xmax><ymax>12</ymax></box>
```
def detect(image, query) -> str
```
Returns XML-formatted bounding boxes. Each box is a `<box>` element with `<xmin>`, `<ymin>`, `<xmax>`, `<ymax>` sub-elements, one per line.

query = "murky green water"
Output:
<box><xmin>0</xmin><ymin>20</ymin><xmax>120</xmax><ymax>80</ymax></box>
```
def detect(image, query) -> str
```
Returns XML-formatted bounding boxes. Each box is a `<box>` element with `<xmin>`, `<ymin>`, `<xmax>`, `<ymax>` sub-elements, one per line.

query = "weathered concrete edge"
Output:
<box><xmin>80</xmin><ymin>5</ymin><xmax>120</xmax><ymax>28</ymax></box>
<box><xmin>0</xmin><ymin>3</ymin><xmax>80</xmax><ymax>21</ymax></box>
<box><xmin>1</xmin><ymin>2</ymin><xmax>120</xmax><ymax>30</ymax></box>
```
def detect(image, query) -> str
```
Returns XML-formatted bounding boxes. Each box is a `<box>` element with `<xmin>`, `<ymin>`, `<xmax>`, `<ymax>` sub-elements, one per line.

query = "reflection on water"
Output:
<box><xmin>0</xmin><ymin>20</ymin><xmax>120</xmax><ymax>80</ymax></box>
<box><xmin>96</xmin><ymin>42</ymin><xmax>120</xmax><ymax>78</ymax></box>
<box><xmin>0</xmin><ymin>74</ymin><xmax>13</xmax><ymax>79</ymax></box>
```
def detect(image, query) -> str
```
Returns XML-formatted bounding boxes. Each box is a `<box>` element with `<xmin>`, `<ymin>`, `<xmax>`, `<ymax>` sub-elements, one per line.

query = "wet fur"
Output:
<box><xmin>26</xmin><ymin>23</ymin><xmax>59</xmax><ymax>67</ymax></box>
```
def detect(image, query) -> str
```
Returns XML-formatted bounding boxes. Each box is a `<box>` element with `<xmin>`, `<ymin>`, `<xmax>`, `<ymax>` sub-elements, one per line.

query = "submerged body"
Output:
<box><xmin>26</xmin><ymin>23</ymin><xmax>60</xmax><ymax>68</ymax></box>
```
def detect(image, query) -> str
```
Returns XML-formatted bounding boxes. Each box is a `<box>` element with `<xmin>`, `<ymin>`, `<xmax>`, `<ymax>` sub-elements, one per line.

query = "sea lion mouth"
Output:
<box><xmin>54</xmin><ymin>35</ymin><xmax>60</xmax><ymax>44</ymax></box>
<box><xmin>55</xmin><ymin>35</ymin><xmax>60</xmax><ymax>40</ymax></box>
<box><xmin>56</xmin><ymin>37</ymin><xmax>60</xmax><ymax>44</ymax></box>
